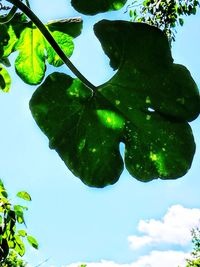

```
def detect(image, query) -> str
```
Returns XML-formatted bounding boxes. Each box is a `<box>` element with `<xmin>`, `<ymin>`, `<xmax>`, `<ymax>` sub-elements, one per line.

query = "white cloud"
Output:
<box><xmin>64</xmin><ymin>250</ymin><xmax>189</xmax><ymax>267</ymax></box>
<box><xmin>128</xmin><ymin>205</ymin><xmax>200</xmax><ymax>250</ymax></box>
<box><xmin>132</xmin><ymin>250</ymin><xmax>189</xmax><ymax>267</ymax></box>
<box><xmin>27</xmin><ymin>205</ymin><xmax>199</xmax><ymax>267</ymax></box>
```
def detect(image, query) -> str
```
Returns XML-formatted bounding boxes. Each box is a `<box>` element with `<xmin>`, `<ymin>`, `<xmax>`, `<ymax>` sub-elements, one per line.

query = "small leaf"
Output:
<box><xmin>0</xmin><ymin>65</ymin><xmax>11</xmax><ymax>92</ymax></box>
<box><xmin>0</xmin><ymin>179</ymin><xmax>8</xmax><ymax>198</ymax></box>
<box><xmin>0</xmin><ymin>179</ymin><xmax>4</xmax><ymax>188</ymax></box>
<box><xmin>179</xmin><ymin>18</ymin><xmax>184</xmax><ymax>26</ymax></box>
<box><xmin>16</xmin><ymin>191</ymin><xmax>31</xmax><ymax>201</ymax></box>
<box><xmin>14</xmin><ymin>204</ymin><xmax>28</xmax><ymax>211</ymax></box>
<box><xmin>27</xmin><ymin>235</ymin><xmax>38</xmax><ymax>249</ymax></box>
<box><xmin>0</xmin><ymin>57</ymin><xmax>11</xmax><ymax>67</ymax></box>
<box><xmin>18</xmin><ymin>230</ymin><xmax>27</xmax><ymax>237</ymax></box>
<box><xmin>71</xmin><ymin>0</ymin><xmax>127</xmax><ymax>15</ymax></box>
<box><xmin>14</xmin><ymin>235</ymin><xmax>25</xmax><ymax>256</ymax></box>
<box><xmin>0</xmin><ymin>190</ymin><xmax>8</xmax><ymax>198</ymax></box>
<box><xmin>14</xmin><ymin>205</ymin><xmax>26</xmax><ymax>224</ymax></box>
<box><xmin>45</xmin><ymin>18</ymin><xmax>82</xmax><ymax>67</ymax></box>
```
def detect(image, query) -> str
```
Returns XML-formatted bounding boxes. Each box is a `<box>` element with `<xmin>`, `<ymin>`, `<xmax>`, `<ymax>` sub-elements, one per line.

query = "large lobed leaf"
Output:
<box><xmin>71</xmin><ymin>0</ymin><xmax>127</xmax><ymax>15</ymax></box>
<box><xmin>0</xmin><ymin>15</ymin><xmax>82</xmax><ymax>85</ymax></box>
<box><xmin>30</xmin><ymin>20</ymin><xmax>200</xmax><ymax>187</ymax></box>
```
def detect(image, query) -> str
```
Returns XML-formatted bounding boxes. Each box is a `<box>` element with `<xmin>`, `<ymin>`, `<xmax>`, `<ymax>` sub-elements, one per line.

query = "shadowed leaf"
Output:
<box><xmin>30</xmin><ymin>20</ymin><xmax>200</xmax><ymax>187</ymax></box>
<box><xmin>71</xmin><ymin>0</ymin><xmax>127</xmax><ymax>15</ymax></box>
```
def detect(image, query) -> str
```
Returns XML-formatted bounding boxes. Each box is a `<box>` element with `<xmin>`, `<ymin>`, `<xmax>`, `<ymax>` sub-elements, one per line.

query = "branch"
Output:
<box><xmin>6</xmin><ymin>0</ymin><xmax>97</xmax><ymax>91</ymax></box>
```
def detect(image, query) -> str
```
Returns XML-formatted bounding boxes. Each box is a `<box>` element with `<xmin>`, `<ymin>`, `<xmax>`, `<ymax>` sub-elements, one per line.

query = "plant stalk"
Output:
<box><xmin>0</xmin><ymin>5</ymin><xmax>18</xmax><ymax>23</ymax></box>
<box><xmin>6</xmin><ymin>0</ymin><xmax>97</xmax><ymax>91</ymax></box>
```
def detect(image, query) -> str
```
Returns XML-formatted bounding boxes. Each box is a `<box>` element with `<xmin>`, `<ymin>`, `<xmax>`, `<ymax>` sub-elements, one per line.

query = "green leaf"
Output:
<box><xmin>14</xmin><ymin>204</ymin><xmax>28</xmax><ymax>211</ymax></box>
<box><xmin>0</xmin><ymin>13</ymin><xmax>28</xmax><ymax>59</ymax></box>
<box><xmin>71</xmin><ymin>0</ymin><xmax>127</xmax><ymax>15</ymax></box>
<box><xmin>13</xmin><ymin>235</ymin><xmax>25</xmax><ymax>256</ymax></box>
<box><xmin>0</xmin><ymin>24</ymin><xmax>10</xmax><ymax>58</ymax></box>
<box><xmin>27</xmin><ymin>235</ymin><xmax>38</xmax><ymax>249</ymax></box>
<box><xmin>45</xmin><ymin>18</ymin><xmax>82</xmax><ymax>67</ymax></box>
<box><xmin>14</xmin><ymin>205</ymin><xmax>27</xmax><ymax>224</ymax></box>
<box><xmin>30</xmin><ymin>21</ymin><xmax>200</xmax><ymax>187</ymax></box>
<box><xmin>16</xmin><ymin>191</ymin><xmax>31</xmax><ymax>201</ymax></box>
<box><xmin>179</xmin><ymin>18</ymin><xmax>184</xmax><ymax>26</ymax></box>
<box><xmin>14</xmin><ymin>19</ymin><xmax>82</xmax><ymax>84</ymax></box>
<box><xmin>18</xmin><ymin>230</ymin><xmax>27</xmax><ymax>237</ymax></box>
<box><xmin>0</xmin><ymin>179</ymin><xmax>8</xmax><ymax>198</ymax></box>
<box><xmin>1</xmin><ymin>16</ymin><xmax>82</xmax><ymax>85</ymax></box>
<box><xmin>0</xmin><ymin>64</ymin><xmax>12</xmax><ymax>92</ymax></box>
<box><xmin>14</xmin><ymin>26</ymin><xmax>46</xmax><ymax>85</ymax></box>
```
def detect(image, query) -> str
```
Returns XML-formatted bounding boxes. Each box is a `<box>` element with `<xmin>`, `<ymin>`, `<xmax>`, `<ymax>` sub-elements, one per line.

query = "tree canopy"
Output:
<box><xmin>186</xmin><ymin>227</ymin><xmax>200</xmax><ymax>267</ymax></box>
<box><xmin>127</xmin><ymin>0</ymin><xmax>200</xmax><ymax>41</ymax></box>
<box><xmin>0</xmin><ymin>179</ymin><xmax>37</xmax><ymax>263</ymax></box>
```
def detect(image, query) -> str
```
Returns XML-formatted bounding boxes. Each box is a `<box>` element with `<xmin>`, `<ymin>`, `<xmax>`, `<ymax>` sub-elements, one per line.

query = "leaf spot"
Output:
<box><xmin>176</xmin><ymin>97</ymin><xmax>185</xmax><ymax>105</ymax></box>
<box><xmin>150</xmin><ymin>151</ymin><xmax>157</xmax><ymax>161</ymax></box>
<box><xmin>146</xmin><ymin>96</ymin><xmax>151</xmax><ymax>104</ymax></box>
<box><xmin>78</xmin><ymin>138</ymin><xmax>86</xmax><ymax>151</ymax></box>
<box><xmin>115</xmin><ymin>100</ymin><xmax>120</xmax><ymax>105</ymax></box>
<box><xmin>146</xmin><ymin>114</ymin><xmax>151</xmax><ymax>120</ymax></box>
<box><xmin>96</xmin><ymin>110</ymin><xmax>125</xmax><ymax>129</ymax></box>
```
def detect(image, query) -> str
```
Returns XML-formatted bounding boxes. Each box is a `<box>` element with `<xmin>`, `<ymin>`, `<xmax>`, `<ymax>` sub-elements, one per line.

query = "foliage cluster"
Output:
<box><xmin>1</xmin><ymin>251</ymin><xmax>27</xmax><ymax>267</ymax></box>
<box><xmin>186</xmin><ymin>228</ymin><xmax>200</xmax><ymax>267</ymax></box>
<box><xmin>128</xmin><ymin>0</ymin><xmax>200</xmax><ymax>41</ymax></box>
<box><xmin>0</xmin><ymin>179</ymin><xmax>38</xmax><ymax>263</ymax></box>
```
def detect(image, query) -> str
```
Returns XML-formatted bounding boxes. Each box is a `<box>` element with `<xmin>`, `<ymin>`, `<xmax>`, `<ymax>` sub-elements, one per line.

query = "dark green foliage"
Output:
<box><xmin>2</xmin><ymin>251</ymin><xmax>27</xmax><ymax>267</ymax></box>
<box><xmin>71</xmin><ymin>0</ymin><xmax>127</xmax><ymax>15</ymax></box>
<box><xmin>30</xmin><ymin>21</ymin><xmax>200</xmax><ymax>187</ymax></box>
<box><xmin>0</xmin><ymin>64</ymin><xmax>11</xmax><ymax>92</ymax></box>
<box><xmin>0</xmin><ymin>179</ymin><xmax>38</xmax><ymax>263</ymax></box>
<box><xmin>128</xmin><ymin>0</ymin><xmax>200</xmax><ymax>41</ymax></box>
<box><xmin>0</xmin><ymin>24</ymin><xmax>9</xmax><ymax>58</ymax></box>
<box><xmin>186</xmin><ymin>228</ymin><xmax>200</xmax><ymax>267</ymax></box>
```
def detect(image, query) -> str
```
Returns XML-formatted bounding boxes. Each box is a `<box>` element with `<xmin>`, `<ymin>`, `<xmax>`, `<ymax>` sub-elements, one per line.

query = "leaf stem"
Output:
<box><xmin>0</xmin><ymin>5</ymin><xmax>18</xmax><ymax>24</ymax></box>
<box><xmin>6</xmin><ymin>0</ymin><xmax>97</xmax><ymax>91</ymax></box>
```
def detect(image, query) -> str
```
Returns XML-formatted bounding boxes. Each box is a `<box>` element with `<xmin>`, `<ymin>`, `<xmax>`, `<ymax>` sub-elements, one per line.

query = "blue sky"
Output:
<box><xmin>0</xmin><ymin>1</ymin><xmax>199</xmax><ymax>267</ymax></box>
